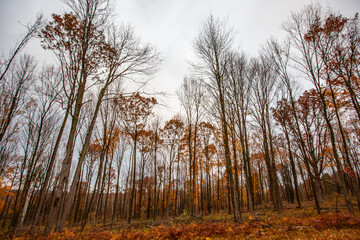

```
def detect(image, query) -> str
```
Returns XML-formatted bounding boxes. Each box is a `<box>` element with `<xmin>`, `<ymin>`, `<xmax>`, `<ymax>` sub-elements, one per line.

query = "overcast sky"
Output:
<box><xmin>1</xmin><ymin>0</ymin><xmax>359</xmax><ymax>120</ymax></box>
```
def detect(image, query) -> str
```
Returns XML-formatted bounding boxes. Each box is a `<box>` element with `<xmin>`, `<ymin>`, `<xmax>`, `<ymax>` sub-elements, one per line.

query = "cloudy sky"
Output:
<box><xmin>1</xmin><ymin>0</ymin><xmax>359</xmax><ymax>120</ymax></box>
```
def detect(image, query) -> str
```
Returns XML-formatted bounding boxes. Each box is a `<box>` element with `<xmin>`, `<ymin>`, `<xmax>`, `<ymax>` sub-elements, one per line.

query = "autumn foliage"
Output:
<box><xmin>1</xmin><ymin>1</ymin><xmax>360</xmax><ymax>240</ymax></box>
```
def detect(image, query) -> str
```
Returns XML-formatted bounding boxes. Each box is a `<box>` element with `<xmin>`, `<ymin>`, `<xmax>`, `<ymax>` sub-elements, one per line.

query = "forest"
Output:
<box><xmin>0</xmin><ymin>0</ymin><xmax>360</xmax><ymax>239</ymax></box>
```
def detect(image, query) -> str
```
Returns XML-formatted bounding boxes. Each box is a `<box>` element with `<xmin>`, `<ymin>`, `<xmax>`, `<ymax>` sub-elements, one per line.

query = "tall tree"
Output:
<box><xmin>283</xmin><ymin>4</ymin><xmax>354</xmax><ymax>213</ymax></box>
<box><xmin>116</xmin><ymin>92</ymin><xmax>157</xmax><ymax>224</ymax></box>
<box><xmin>177</xmin><ymin>77</ymin><xmax>204</xmax><ymax>215</ymax></box>
<box><xmin>193</xmin><ymin>15</ymin><xmax>241</xmax><ymax>222</ymax></box>
<box><xmin>249</xmin><ymin>57</ymin><xmax>282</xmax><ymax>212</ymax></box>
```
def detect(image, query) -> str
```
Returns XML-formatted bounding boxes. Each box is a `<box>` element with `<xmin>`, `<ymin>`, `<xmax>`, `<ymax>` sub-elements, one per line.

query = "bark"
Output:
<box><xmin>56</xmin><ymin>84</ymin><xmax>109</xmax><ymax>232</ymax></box>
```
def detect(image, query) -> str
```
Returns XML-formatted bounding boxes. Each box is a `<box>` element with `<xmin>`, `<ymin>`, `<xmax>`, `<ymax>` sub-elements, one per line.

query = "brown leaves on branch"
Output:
<box><xmin>39</xmin><ymin>13</ymin><xmax>115</xmax><ymax>72</ymax></box>
<box><xmin>304</xmin><ymin>14</ymin><xmax>348</xmax><ymax>42</ymax></box>
<box><xmin>115</xmin><ymin>92</ymin><xmax>157</xmax><ymax>139</ymax></box>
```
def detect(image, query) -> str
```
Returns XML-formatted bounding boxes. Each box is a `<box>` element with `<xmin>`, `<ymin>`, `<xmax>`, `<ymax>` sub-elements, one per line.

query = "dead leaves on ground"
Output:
<box><xmin>12</xmin><ymin>212</ymin><xmax>360</xmax><ymax>240</ymax></box>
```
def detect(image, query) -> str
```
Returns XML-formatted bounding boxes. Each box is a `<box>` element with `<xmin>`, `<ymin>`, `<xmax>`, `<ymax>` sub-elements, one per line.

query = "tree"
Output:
<box><xmin>12</xmin><ymin>66</ymin><xmax>61</xmax><ymax>230</ymax></box>
<box><xmin>226</xmin><ymin>52</ymin><xmax>256</xmax><ymax>215</ymax></box>
<box><xmin>266</xmin><ymin>38</ymin><xmax>304</xmax><ymax>209</ymax></box>
<box><xmin>198</xmin><ymin>122</ymin><xmax>216</xmax><ymax>214</ymax></box>
<box><xmin>40</xmin><ymin>0</ymin><xmax>160</xmax><ymax>231</ymax></box>
<box><xmin>193</xmin><ymin>15</ymin><xmax>241</xmax><ymax>222</ymax></box>
<box><xmin>283</xmin><ymin>3</ymin><xmax>354</xmax><ymax>214</ymax></box>
<box><xmin>177</xmin><ymin>77</ymin><xmax>204</xmax><ymax>215</ymax></box>
<box><xmin>116</xmin><ymin>92</ymin><xmax>157</xmax><ymax>224</ymax></box>
<box><xmin>41</xmin><ymin>0</ymin><xmax>112</xmax><ymax>232</ymax></box>
<box><xmin>162</xmin><ymin>116</ymin><xmax>184</xmax><ymax>217</ymax></box>
<box><xmin>272</xmin><ymin>98</ymin><xmax>302</xmax><ymax>208</ymax></box>
<box><xmin>304</xmin><ymin>12</ymin><xmax>360</xmax><ymax>209</ymax></box>
<box><xmin>0</xmin><ymin>14</ymin><xmax>43</xmax><ymax>81</ymax></box>
<box><xmin>0</xmin><ymin>55</ymin><xmax>37</xmax><ymax>188</ymax></box>
<box><xmin>249</xmin><ymin>57</ymin><xmax>282</xmax><ymax>212</ymax></box>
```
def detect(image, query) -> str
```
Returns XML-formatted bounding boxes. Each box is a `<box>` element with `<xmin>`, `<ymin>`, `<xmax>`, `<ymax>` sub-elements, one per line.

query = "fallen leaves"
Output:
<box><xmin>10</xmin><ymin>212</ymin><xmax>360</xmax><ymax>240</ymax></box>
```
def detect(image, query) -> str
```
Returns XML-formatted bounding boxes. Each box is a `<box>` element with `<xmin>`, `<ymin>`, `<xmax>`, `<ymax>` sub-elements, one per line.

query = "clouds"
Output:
<box><xmin>1</xmin><ymin>0</ymin><xmax>359</xmax><ymax>120</ymax></box>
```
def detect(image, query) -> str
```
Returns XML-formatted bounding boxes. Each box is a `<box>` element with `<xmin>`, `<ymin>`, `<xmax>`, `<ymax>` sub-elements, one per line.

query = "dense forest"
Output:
<box><xmin>0</xmin><ymin>0</ymin><xmax>360</xmax><ymax>239</ymax></box>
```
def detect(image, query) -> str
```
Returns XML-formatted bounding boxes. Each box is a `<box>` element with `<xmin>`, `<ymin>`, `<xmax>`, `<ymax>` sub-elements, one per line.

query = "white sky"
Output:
<box><xmin>1</xmin><ymin>0</ymin><xmax>359</xmax><ymax>120</ymax></box>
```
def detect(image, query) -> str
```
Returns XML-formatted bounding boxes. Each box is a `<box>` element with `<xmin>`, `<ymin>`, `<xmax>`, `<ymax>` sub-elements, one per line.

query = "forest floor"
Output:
<box><xmin>8</xmin><ymin>199</ymin><xmax>360</xmax><ymax>240</ymax></box>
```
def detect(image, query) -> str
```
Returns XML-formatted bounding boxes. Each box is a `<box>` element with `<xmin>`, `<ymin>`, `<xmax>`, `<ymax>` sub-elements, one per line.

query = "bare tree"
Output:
<box><xmin>226</xmin><ymin>52</ymin><xmax>256</xmax><ymax>215</ymax></box>
<box><xmin>0</xmin><ymin>14</ymin><xmax>43</xmax><ymax>81</ymax></box>
<box><xmin>193</xmin><ymin>15</ymin><xmax>241</xmax><ymax>222</ymax></box>
<box><xmin>12</xmin><ymin>65</ymin><xmax>61</xmax><ymax>231</ymax></box>
<box><xmin>249</xmin><ymin>57</ymin><xmax>282</xmax><ymax>212</ymax></box>
<box><xmin>0</xmin><ymin>55</ymin><xmax>36</xmax><ymax>177</ymax></box>
<box><xmin>177</xmin><ymin>76</ymin><xmax>204</xmax><ymax>215</ymax></box>
<box><xmin>266</xmin><ymin>39</ymin><xmax>303</xmax><ymax>209</ymax></box>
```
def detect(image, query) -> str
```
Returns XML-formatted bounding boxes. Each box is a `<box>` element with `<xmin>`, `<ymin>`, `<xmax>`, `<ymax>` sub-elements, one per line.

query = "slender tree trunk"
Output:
<box><xmin>127</xmin><ymin>137</ymin><xmax>137</xmax><ymax>224</ymax></box>
<box><xmin>34</xmin><ymin>103</ymin><xmax>70</xmax><ymax>226</ymax></box>
<box><xmin>283</xmin><ymin>124</ymin><xmax>301</xmax><ymax>208</ymax></box>
<box><xmin>328</xmin><ymin>83</ymin><xmax>360</xmax><ymax>210</ymax></box>
<box><xmin>318</xmin><ymin>92</ymin><xmax>354</xmax><ymax>214</ymax></box>
<box><xmin>45</xmin><ymin>74</ymin><xmax>87</xmax><ymax>234</ymax></box>
<box><xmin>153</xmin><ymin>132</ymin><xmax>158</xmax><ymax>220</ymax></box>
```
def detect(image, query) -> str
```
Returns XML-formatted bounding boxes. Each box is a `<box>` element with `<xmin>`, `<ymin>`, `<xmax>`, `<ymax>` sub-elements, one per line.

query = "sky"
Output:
<box><xmin>1</xmin><ymin>0</ymin><xmax>359</xmax><ymax>120</ymax></box>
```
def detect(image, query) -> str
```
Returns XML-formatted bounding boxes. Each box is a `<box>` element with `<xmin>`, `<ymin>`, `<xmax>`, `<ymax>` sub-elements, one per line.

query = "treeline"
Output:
<box><xmin>0</xmin><ymin>0</ymin><xmax>359</xmax><ymax>235</ymax></box>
